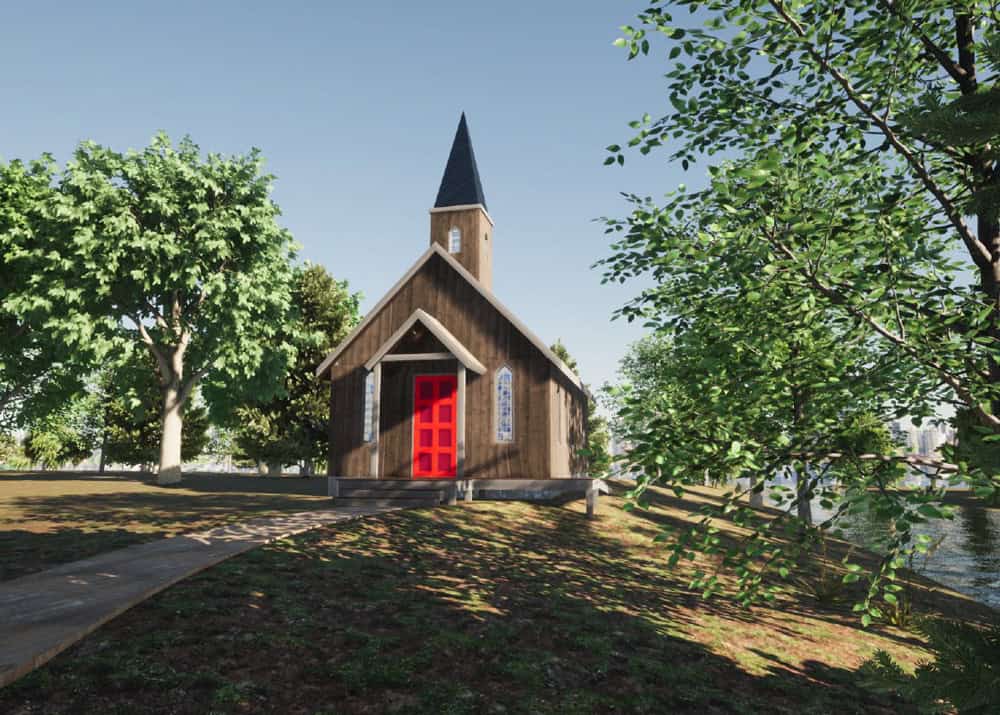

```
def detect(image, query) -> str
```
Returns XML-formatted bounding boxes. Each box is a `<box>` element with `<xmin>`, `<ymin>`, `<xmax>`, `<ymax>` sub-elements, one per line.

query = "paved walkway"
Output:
<box><xmin>0</xmin><ymin>504</ymin><xmax>395</xmax><ymax>688</ymax></box>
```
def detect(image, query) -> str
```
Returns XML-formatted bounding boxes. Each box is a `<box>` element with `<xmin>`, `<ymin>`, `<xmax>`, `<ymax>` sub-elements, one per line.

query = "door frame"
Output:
<box><xmin>408</xmin><ymin>367</ymin><xmax>466</xmax><ymax>479</ymax></box>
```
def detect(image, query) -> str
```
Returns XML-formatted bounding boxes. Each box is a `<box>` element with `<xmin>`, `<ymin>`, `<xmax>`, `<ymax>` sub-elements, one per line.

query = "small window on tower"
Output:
<box><xmin>448</xmin><ymin>227</ymin><xmax>461</xmax><ymax>253</ymax></box>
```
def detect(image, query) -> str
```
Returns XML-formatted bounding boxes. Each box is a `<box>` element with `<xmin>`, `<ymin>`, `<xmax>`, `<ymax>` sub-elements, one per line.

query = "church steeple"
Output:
<box><xmin>434</xmin><ymin>113</ymin><xmax>488</xmax><ymax>211</ymax></box>
<box><xmin>430</xmin><ymin>113</ymin><xmax>494</xmax><ymax>290</ymax></box>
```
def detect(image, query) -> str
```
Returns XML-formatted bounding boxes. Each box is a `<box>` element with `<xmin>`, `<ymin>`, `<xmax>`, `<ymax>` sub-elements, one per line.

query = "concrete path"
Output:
<box><xmin>0</xmin><ymin>504</ymin><xmax>395</xmax><ymax>688</ymax></box>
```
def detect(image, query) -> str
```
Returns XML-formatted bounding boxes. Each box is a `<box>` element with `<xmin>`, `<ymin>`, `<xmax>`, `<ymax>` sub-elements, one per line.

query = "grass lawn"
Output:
<box><xmin>0</xmin><ymin>471</ymin><xmax>330</xmax><ymax>581</ymax></box>
<box><xmin>3</xmin><ymin>482</ymin><xmax>995</xmax><ymax>714</ymax></box>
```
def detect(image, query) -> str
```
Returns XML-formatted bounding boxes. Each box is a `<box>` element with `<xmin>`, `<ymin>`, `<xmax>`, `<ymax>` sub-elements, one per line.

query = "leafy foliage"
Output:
<box><xmin>0</xmin><ymin>158</ymin><xmax>88</xmax><ymax>433</ymax></box>
<box><xmin>23</xmin><ymin>393</ymin><xmax>102</xmax><ymax>469</ymax></box>
<box><xmin>602</xmin><ymin>0</ymin><xmax>1000</xmax><ymax>616</ymax></box>
<box><xmin>3</xmin><ymin>133</ymin><xmax>298</xmax><ymax>483</ymax></box>
<box><xmin>861</xmin><ymin>617</ymin><xmax>1000</xmax><ymax>713</ymax></box>
<box><xmin>100</xmin><ymin>351</ymin><xmax>210</xmax><ymax>468</ymax></box>
<box><xmin>229</xmin><ymin>263</ymin><xmax>360</xmax><ymax>472</ymax></box>
<box><xmin>0</xmin><ymin>433</ymin><xmax>28</xmax><ymax>469</ymax></box>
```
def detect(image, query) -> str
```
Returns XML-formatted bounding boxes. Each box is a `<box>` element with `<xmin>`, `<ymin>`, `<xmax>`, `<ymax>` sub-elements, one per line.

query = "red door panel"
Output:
<box><xmin>412</xmin><ymin>375</ymin><xmax>457</xmax><ymax>478</ymax></box>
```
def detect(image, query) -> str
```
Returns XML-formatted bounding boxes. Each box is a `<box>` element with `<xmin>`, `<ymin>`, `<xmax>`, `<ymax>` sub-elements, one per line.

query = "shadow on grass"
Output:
<box><xmin>0</xmin><ymin>481</ymin><xmax>328</xmax><ymax>580</ymax></box>
<box><xmin>1</xmin><ymin>496</ymin><xmax>916</xmax><ymax>714</ymax></box>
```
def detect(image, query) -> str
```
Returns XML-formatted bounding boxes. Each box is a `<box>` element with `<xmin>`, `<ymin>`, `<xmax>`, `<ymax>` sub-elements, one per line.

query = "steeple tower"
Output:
<box><xmin>430</xmin><ymin>113</ymin><xmax>494</xmax><ymax>289</ymax></box>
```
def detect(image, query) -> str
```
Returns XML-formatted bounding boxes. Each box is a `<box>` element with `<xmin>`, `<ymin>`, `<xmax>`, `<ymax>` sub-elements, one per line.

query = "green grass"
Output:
<box><xmin>0</xmin><ymin>471</ymin><xmax>329</xmax><ymax>580</ymax></box>
<box><xmin>2</xmin><ymin>483</ymin><xmax>995</xmax><ymax>713</ymax></box>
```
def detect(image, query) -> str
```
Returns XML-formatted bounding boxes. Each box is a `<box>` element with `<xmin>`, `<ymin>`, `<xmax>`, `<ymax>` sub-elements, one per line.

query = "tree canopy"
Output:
<box><xmin>3</xmin><ymin>134</ymin><xmax>299</xmax><ymax>483</ymax></box>
<box><xmin>230</xmin><ymin>263</ymin><xmax>360</xmax><ymax>473</ymax></box>
<box><xmin>604</xmin><ymin>1</ymin><xmax>1000</xmax><ymax>619</ymax></box>
<box><xmin>0</xmin><ymin>159</ymin><xmax>87</xmax><ymax>433</ymax></box>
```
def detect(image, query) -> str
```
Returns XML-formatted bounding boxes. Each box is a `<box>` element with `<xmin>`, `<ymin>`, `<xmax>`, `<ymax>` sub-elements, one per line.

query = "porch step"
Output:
<box><xmin>335</xmin><ymin>496</ymin><xmax>442</xmax><ymax>508</ymax></box>
<box><xmin>337</xmin><ymin>479</ymin><xmax>451</xmax><ymax>492</ymax></box>
<box><xmin>338</xmin><ymin>489</ymin><xmax>444</xmax><ymax>500</ymax></box>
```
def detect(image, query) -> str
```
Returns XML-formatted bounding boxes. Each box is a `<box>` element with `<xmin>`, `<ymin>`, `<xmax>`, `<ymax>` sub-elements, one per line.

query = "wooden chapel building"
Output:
<box><xmin>316</xmin><ymin>114</ymin><xmax>589</xmax><ymax>481</ymax></box>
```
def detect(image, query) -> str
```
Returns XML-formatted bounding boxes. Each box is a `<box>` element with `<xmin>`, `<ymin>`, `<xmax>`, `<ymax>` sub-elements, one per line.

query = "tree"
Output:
<box><xmin>100</xmin><ymin>351</ymin><xmax>210</xmax><ymax>470</ymax></box>
<box><xmin>604</xmin><ymin>0</ymin><xmax>1000</xmax><ymax>616</ymax></box>
<box><xmin>4</xmin><ymin>134</ymin><xmax>297</xmax><ymax>484</ymax></box>
<box><xmin>0</xmin><ymin>158</ymin><xmax>87</xmax><ymax>433</ymax></box>
<box><xmin>550</xmin><ymin>340</ymin><xmax>612</xmax><ymax>477</ymax></box>
<box><xmin>861</xmin><ymin>616</ymin><xmax>1000</xmax><ymax>713</ymax></box>
<box><xmin>602</xmin><ymin>156</ymin><xmax>943</xmax><ymax>613</ymax></box>
<box><xmin>610</xmin><ymin>1</ymin><xmax>1000</xmax><ymax>441</ymax></box>
<box><xmin>230</xmin><ymin>263</ymin><xmax>360</xmax><ymax>474</ymax></box>
<box><xmin>23</xmin><ymin>392</ymin><xmax>102</xmax><ymax>469</ymax></box>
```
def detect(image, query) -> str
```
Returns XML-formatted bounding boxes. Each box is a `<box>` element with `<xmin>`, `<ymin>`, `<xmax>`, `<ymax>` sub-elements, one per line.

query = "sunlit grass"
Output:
<box><xmin>3</xmin><ymin>480</ymin><xmax>995</xmax><ymax>713</ymax></box>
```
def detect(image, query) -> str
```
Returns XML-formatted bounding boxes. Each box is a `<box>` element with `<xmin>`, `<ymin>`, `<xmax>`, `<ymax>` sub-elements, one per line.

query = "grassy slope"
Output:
<box><xmin>2</xmin><ymin>482</ymin><xmax>994</xmax><ymax>714</ymax></box>
<box><xmin>0</xmin><ymin>471</ymin><xmax>329</xmax><ymax>580</ymax></box>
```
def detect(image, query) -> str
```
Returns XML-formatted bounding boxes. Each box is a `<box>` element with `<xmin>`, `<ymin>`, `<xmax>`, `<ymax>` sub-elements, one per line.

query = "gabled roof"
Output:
<box><xmin>434</xmin><ymin>113</ymin><xmax>488</xmax><ymax>211</ymax></box>
<box><xmin>315</xmin><ymin>243</ymin><xmax>584</xmax><ymax>391</ymax></box>
<box><xmin>364</xmin><ymin>309</ymin><xmax>486</xmax><ymax>375</ymax></box>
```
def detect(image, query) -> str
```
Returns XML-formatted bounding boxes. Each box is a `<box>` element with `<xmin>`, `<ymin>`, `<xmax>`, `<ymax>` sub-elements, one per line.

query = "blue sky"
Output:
<box><xmin>1</xmin><ymin>1</ymin><xmax>688</xmax><ymax>388</ymax></box>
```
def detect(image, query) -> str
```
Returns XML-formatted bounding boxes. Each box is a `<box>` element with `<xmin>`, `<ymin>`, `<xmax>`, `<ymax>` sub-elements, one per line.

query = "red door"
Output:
<box><xmin>412</xmin><ymin>375</ymin><xmax>457</xmax><ymax>478</ymax></box>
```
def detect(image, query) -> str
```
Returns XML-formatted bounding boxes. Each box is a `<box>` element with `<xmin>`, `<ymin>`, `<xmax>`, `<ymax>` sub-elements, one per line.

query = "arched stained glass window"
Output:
<box><xmin>448</xmin><ymin>226</ymin><xmax>461</xmax><ymax>253</ymax></box>
<box><xmin>495</xmin><ymin>366</ymin><xmax>514</xmax><ymax>442</ymax></box>
<box><xmin>363</xmin><ymin>371</ymin><xmax>375</xmax><ymax>442</ymax></box>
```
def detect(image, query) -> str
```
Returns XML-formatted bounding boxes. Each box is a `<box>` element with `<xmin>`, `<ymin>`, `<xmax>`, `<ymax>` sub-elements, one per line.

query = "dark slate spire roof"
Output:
<box><xmin>434</xmin><ymin>113</ymin><xmax>488</xmax><ymax>211</ymax></box>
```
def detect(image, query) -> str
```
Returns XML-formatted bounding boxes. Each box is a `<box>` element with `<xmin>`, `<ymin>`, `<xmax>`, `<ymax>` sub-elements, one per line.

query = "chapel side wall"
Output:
<box><xmin>548</xmin><ymin>369</ymin><xmax>590</xmax><ymax>478</ymax></box>
<box><xmin>568</xmin><ymin>379</ymin><xmax>589</xmax><ymax>477</ymax></box>
<box><xmin>326</xmin><ymin>253</ymin><xmax>554</xmax><ymax>478</ymax></box>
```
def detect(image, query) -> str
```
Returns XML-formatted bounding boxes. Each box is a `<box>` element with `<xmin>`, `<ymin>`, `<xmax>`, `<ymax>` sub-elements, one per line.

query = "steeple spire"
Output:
<box><xmin>434</xmin><ymin>113</ymin><xmax>487</xmax><ymax>211</ymax></box>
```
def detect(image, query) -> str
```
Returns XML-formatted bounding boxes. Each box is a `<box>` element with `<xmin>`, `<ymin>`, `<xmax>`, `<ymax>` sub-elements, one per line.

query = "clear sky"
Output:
<box><xmin>2</xmin><ymin>1</ymin><xmax>686</xmax><ymax>389</ymax></box>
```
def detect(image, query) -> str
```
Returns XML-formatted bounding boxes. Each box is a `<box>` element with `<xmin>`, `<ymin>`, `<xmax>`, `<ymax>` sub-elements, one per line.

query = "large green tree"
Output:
<box><xmin>0</xmin><ymin>159</ymin><xmax>87</xmax><ymax>433</ymax></box>
<box><xmin>4</xmin><ymin>134</ymin><xmax>297</xmax><ymax>484</ymax></box>
<box><xmin>230</xmin><ymin>263</ymin><xmax>360</xmax><ymax>474</ymax></box>
<box><xmin>604</xmin><ymin>0</ymin><xmax>1000</xmax><ymax>616</ymax></box>
<box><xmin>610</xmin><ymin>1</ymin><xmax>1000</xmax><ymax>445</ymax></box>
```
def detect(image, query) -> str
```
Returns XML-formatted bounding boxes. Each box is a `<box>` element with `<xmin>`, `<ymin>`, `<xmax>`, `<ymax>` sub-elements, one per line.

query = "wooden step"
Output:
<box><xmin>335</xmin><ymin>496</ymin><xmax>441</xmax><ymax>508</ymax></box>
<box><xmin>338</xmin><ymin>489</ymin><xmax>444</xmax><ymax>500</ymax></box>
<box><xmin>336</xmin><ymin>479</ymin><xmax>452</xmax><ymax>491</ymax></box>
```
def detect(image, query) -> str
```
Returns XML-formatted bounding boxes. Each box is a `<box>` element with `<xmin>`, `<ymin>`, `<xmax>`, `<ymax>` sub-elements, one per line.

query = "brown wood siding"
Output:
<box><xmin>429</xmin><ymin>207</ymin><xmax>492</xmax><ymax>289</ymax></box>
<box><xmin>327</xmin><ymin>252</ymin><xmax>555</xmax><ymax>478</ymax></box>
<box><xmin>548</xmin><ymin>367</ymin><xmax>590</xmax><ymax>477</ymax></box>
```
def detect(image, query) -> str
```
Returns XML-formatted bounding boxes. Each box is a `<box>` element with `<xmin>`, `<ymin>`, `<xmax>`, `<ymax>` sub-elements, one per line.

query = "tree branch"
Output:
<box><xmin>768</xmin><ymin>235</ymin><xmax>1000</xmax><ymax>431</ymax></box>
<box><xmin>767</xmin><ymin>0</ymin><xmax>993</xmax><ymax>270</ymax></box>
<box><xmin>790</xmin><ymin>450</ymin><xmax>960</xmax><ymax>474</ymax></box>
<box><xmin>877</xmin><ymin>0</ymin><xmax>975</xmax><ymax>93</ymax></box>
<box><xmin>130</xmin><ymin>314</ymin><xmax>171</xmax><ymax>384</ymax></box>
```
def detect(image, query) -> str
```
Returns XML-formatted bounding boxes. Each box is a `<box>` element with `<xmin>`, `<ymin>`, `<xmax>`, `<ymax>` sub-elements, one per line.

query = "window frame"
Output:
<box><xmin>448</xmin><ymin>226</ymin><xmax>462</xmax><ymax>253</ymax></box>
<box><xmin>494</xmin><ymin>365</ymin><xmax>514</xmax><ymax>443</ymax></box>
<box><xmin>362</xmin><ymin>371</ymin><xmax>375</xmax><ymax>442</ymax></box>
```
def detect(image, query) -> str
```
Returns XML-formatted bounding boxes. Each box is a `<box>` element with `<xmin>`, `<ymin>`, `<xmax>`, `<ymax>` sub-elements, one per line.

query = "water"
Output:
<box><xmin>815</xmin><ymin>498</ymin><xmax>1000</xmax><ymax>609</ymax></box>
<box><xmin>738</xmin><ymin>474</ymin><xmax>1000</xmax><ymax>608</ymax></box>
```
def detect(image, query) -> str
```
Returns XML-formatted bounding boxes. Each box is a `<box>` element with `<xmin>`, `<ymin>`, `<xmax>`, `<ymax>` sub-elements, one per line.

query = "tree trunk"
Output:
<box><xmin>98</xmin><ymin>433</ymin><xmax>107</xmax><ymax>475</ymax></box>
<box><xmin>267</xmin><ymin>462</ymin><xmax>282</xmax><ymax>475</ymax></box>
<box><xmin>158</xmin><ymin>383</ymin><xmax>183</xmax><ymax>485</ymax></box>
<box><xmin>796</xmin><ymin>467</ymin><xmax>813</xmax><ymax>525</ymax></box>
<box><xmin>790</xmin><ymin>378</ymin><xmax>812</xmax><ymax>524</ymax></box>
<box><xmin>302</xmin><ymin>461</ymin><xmax>314</xmax><ymax>477</ymax></box>
<box><xmin>749</xmin><ymin>474</ymin><xmax>764</xmax><ymax>508</ymax></box>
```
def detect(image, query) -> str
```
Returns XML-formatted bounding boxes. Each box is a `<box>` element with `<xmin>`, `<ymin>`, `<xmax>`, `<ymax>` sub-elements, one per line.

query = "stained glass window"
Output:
<box><xmin>363</xmin><ymin>371</ymin><xmax>375</xmax><ymax>442</ymax></box>
<box><xmin>448</xmin><ymin>227</ymin><xmax>461</xmax><ymax>253</ymax></box>
<box><xmin>495</xmin><ymin>366</ymin><xmax>513</xmax><ymax>442</ymax></box>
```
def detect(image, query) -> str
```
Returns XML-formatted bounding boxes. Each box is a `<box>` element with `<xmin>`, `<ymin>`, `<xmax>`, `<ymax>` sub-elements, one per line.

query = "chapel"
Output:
<box><xmin>316</xmin><ymin>114</ymin><xmax>589</xmax><ymax>480</ymax></box>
